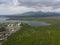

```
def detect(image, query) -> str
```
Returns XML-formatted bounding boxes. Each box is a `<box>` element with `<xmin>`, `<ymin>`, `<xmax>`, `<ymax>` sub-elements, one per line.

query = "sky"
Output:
<box><xmin>0</xmin><ymin>0</ymin><xmax>60</xmax><ymax>15</ymax></box>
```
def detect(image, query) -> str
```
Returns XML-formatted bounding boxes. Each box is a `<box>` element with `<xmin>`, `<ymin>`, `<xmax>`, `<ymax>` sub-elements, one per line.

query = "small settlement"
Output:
<box><xmin>0</xmin><ymin>22</ymin><xmax>21</xmax><ymax>40</ymax></box>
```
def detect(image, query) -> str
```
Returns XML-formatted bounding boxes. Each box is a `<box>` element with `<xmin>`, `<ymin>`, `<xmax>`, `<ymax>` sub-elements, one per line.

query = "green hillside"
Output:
<box><xmin>2</xmin><ymin>19</ymin><xmax>60</xmax><ymax>45</ymax></box>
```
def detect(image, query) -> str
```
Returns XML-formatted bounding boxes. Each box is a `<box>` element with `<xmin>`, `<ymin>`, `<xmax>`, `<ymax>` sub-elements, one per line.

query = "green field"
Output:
<box><xmin>2</xmin><ymin>17</ymin><xmax>60</xmax><ymax>45</ymax></box>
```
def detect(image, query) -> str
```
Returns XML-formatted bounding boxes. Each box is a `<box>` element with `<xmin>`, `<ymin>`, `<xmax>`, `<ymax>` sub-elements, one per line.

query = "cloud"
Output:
<box><xmin>18</xmin><ymin>0</ymin><xmax>60</xmax><ymax>8</ymax></box>
<box><xmin>17</xmin><ymin>0</ymin><xmax>60</xmax><ymax>12</ymax></box>
<box><xmin>0</xmin><ymin>0</ymin><xmax>60</xmax><ymax>15</ymax></box>
<box><xmin>0</xmin><ymin>0</ymin><xmax>36</xmax><ymax>15</ymax></box>
<box><xmin>0</xmin><ymin>6</ymin><xmax>35</xmax><ymax>15</ymax></box>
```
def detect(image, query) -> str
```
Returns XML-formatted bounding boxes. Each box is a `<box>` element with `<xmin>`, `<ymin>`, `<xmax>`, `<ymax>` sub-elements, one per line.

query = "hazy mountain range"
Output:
<box><xmin>19</xmin><ymin>11</ymin><xmax>60</xmax><ymax>17</ymax></box>
<box><xmin>0</xmin><ymin>11</ymin><xmax>60</xmax><ymax>17</ymax></box>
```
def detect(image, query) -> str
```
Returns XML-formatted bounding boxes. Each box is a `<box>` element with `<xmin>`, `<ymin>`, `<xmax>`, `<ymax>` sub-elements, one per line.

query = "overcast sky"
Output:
<box><xmin>0</xmin><ymin>0</ymin><xmax>60</xmax><ymax>15</ymax></box>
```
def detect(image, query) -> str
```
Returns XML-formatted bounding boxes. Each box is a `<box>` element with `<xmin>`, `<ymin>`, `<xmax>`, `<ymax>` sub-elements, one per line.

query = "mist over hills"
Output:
<box><xmin>0</xmin><ymin>11</ymin><xmax>60</xmax><ymax>18</ymax></box>
<box><xmin>19</xmin><ymin>11</ymin><xmax>60</xmax><ymax>17</ymax></box>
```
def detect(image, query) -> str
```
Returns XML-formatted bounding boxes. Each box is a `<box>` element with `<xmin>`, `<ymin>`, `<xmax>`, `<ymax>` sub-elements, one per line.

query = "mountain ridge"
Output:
<box><xmin>0</xmin><ymin>11</ymin><xmax>60</xmax><ymax>17</ymax></box>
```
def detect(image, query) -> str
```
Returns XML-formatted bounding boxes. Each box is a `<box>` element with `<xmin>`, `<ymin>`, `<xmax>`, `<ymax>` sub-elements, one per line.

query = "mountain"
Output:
<box><xmin>18</xmin><ymin>11</ymin><xmax>60</xmax><ymax>17</ymax></box>
<box><xmin>2</xmin><ymin>11</ymin><xmax>60</xmax><ymax>18</ymax></box>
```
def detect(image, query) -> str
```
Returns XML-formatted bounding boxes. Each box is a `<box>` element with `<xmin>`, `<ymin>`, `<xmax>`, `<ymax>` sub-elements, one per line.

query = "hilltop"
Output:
<box><xmin>0</xmin><ymin>11</ymin><xmax>60</xmax><ymax>18</ymax></box>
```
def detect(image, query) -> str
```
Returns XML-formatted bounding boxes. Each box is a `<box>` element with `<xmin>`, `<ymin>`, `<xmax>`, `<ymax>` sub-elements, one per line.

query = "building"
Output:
<box><xmin>0</xmin><ymin>27</ymin><xmax>8</xmax><ymax>40</ymax></box>
<box><xmin>0</xmin><ymin>22</ymin><xmax>21</xmax><ymax>40</ymax></box>
<box><xmin>6</xmin><ymin>22</ymin><xmax>21</xmax><ymax>36</ymax></box>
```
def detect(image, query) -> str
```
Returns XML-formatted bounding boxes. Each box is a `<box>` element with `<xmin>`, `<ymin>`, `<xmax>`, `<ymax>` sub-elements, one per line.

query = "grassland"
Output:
<box><xmin>2</xmin><ymin>17</ymin><xmax>60</xmax><ymax>45</ymax></box>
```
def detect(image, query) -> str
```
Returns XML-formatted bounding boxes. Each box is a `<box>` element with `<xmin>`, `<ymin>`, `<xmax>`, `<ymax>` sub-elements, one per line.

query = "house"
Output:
<box><xmin>6</xmin><ymin>22</ymin><xmax>21</xmax><ymax>35</ymax></box>
<box><xmin>0</xmin><ymin>27</ymin><xmax>8</xmax><ymax>40</ymax></box>
<box><xmin>17</xmin><ymin>23</ymin><xmax>21</xmax><ymax>26</ymax></box>
<box><xmin>0</xmin><ymin>22</ymin><xmax>21</xmax><ymax>40</ymax></box>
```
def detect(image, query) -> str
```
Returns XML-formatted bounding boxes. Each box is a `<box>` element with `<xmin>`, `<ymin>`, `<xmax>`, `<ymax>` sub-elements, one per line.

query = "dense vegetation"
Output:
<box><xmin>2</xmin><ymin>18</ymin><xmax>60</xmax><ymax>45</ymax></box>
